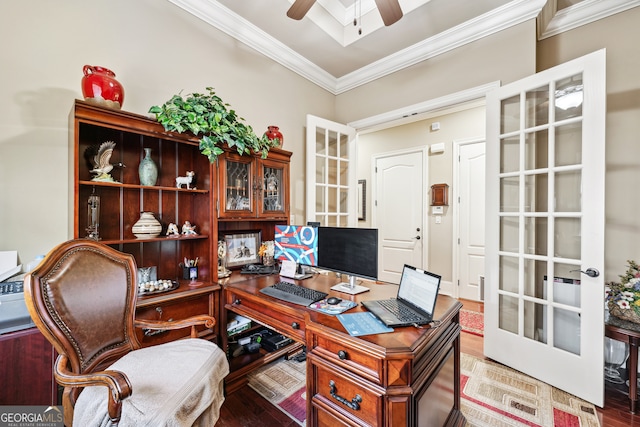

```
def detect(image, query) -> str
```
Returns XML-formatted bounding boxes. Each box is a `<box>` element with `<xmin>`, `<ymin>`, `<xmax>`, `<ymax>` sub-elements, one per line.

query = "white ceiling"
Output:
<box><xmin>167</xmin><ymin>0</ymin><xmax>639</xmax><ymax>94</ymax></box>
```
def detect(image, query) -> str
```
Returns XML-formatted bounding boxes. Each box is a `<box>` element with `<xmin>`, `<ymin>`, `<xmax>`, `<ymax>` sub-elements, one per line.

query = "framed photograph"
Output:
<box><xmin>225</xmin><ymin>231</ymin><xmax>261</xmax><ymax>268</ymax></box>
<box><xmin>358</xmin><ymin>179</ymin><xmax>366</xmax><ymax>221</ymax></box>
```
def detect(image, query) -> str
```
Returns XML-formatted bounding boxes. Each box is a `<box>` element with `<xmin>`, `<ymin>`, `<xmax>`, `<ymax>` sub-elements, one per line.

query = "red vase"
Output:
<box><xmin>81</xmin><ymin>65</ymin><xmax>124</xmax><ymax>109</ymax></box>
<box><xmin>265</xmin><ymin>126</ymin><xmax>283</xmax><ymax>147</ymax></box>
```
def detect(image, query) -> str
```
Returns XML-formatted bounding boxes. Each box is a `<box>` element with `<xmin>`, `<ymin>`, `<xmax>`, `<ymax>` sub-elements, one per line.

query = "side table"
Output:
<box><xmin>605</xmin><ymin>315</ymin><xmax>640</xmax><ymax>413</ymax></box>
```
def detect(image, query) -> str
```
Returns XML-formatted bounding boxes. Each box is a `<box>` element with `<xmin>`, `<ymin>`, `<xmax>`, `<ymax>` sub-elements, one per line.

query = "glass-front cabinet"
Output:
<box><xmin>217</xmin><ymin>149</ymin><xmax>290</xmax><ymax>220</ymax></box>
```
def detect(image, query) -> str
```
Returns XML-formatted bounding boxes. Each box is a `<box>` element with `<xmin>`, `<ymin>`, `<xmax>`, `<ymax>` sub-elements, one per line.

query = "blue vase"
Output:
<box><xmin>138</xmin><ymin>148</ymin><xmax>158</xmax><ymax>186</ymax></box>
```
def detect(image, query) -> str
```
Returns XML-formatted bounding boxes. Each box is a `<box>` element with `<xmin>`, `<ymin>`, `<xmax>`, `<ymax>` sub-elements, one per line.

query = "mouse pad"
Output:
<box><xmin>309</xmin><ymin>299</ymin><xmax>357</xmax><ymax>315</ymax></box>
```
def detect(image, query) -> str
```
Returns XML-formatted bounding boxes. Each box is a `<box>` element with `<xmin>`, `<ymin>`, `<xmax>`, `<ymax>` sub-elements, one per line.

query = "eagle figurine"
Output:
<box><xmin>85</xmin><ymin>141</ymin><xmax>124</xmax><ymax>182</ymax></box>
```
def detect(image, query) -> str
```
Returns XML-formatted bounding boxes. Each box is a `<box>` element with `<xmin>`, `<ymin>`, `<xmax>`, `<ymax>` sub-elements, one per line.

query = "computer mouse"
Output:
<box><xmin>326</xmin><ymin>297</ymin><xmax>342</xmax><ymax>305</ymax></box>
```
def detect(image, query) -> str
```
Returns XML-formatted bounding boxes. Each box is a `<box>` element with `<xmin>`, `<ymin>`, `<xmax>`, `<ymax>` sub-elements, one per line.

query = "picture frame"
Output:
<box><xmin>358</xmin><ymin>179</ymin><xmax>366</xmax><ymax>221</ymax></box>
<box><xmin>224</xmin><ymin>231</ymin><xmax>261</xmax><ymax>268</ymax></box>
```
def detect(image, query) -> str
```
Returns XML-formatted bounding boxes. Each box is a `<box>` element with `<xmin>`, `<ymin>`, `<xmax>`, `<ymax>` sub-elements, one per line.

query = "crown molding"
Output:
<box><xmin>168</xmin><ymin>0</ymin><xmax>543</xmax><ymax>95</ymax></box>
<box><xmin>538</xmin><ymin>0</ymin><xmax>640</xmax><ymax>40</ymax></box>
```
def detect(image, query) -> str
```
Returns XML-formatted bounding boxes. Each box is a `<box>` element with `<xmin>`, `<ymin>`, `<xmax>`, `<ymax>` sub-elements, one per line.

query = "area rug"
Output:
<box><xmin>247</xmin><ymin>357</ymin><xmax>306</xmax><ymax>426</ymax></box>
<box><xmin>250</xmin><ymin>354</ymin><xmax>601</xmax><ymax>427</ymax></box>
<box><xmin>461</xmin><ymin>309</ymin><xmax>484</xmax><ymax>337</ymax></box>
<box><xmin>461</xmin><ymin>353</ymin><xmax>600</xmax><ymax>427</ymax></box>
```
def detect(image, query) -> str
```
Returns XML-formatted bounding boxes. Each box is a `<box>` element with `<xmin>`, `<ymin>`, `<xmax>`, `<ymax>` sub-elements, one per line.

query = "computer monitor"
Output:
<box><xmin>316</xmin><ymin>226</ymin><xmax>378</xmax><ymax>294</ymax></box>
<box><xmin>274</xmin><ymin>225</ymin><xmax>318</xmax><ymax>266</ymax></box>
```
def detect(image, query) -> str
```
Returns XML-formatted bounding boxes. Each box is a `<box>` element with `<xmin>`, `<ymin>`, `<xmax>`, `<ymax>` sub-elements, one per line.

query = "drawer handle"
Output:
<box><xmin>292</xmin><ymin>322</ymin><xmax>300</xmax><ymax>330</ymax></box>
<box><xmin>329</xmin><ymin>380</ymin><xmax>362</xmax><ymax>411</ymax></box>
<box><xmin>337</xmin><ymin>350</ymin><xmax>348</xmax><ymax>360</ymax></box>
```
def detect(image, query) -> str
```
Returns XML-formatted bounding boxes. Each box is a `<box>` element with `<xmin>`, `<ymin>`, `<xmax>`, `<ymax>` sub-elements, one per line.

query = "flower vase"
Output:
<box><xmin>81</xmin><ymin>65</ymin><xmax>124</xmax><ymax>109</ymax></box>
<box><xmin>264</xmin><ymin>126</ymin><xmax>283</xmax><ymax>148</ymax></box>
<box><xmin>138</xmin><ymin>148</ymin><xmax>158</xmax><ymax>186</ymax></box>
<box><xmin>132</xmin><ymin>212</ymin><xmax>162</xmax><ymax>239</ymax></box>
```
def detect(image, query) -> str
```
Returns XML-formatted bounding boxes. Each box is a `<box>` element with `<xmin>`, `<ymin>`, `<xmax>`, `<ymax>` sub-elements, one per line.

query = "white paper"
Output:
<box><xmin>279</xmin><ymin>259</ymin><xmax>298</xmax><ymax>278</ymax></box>
<box><xmin>0</xmin><ymin>251</ymin><xmax>20</xmax><ymax>282</ymax></box>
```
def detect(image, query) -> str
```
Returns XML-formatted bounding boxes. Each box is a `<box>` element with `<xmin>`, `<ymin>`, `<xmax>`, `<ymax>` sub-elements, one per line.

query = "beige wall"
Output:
<box><xmin>335</xmin><ymin>20</ymin><xmax>537</xmax><ymax>123</ymax></box>
<box><xmin>537</xmin><ymin>7</ymin><xmax>640</xmax><ymax>281</ymax></box>
<box><xmin>356</xmin><ymin>106</ymin><xmax>486</xmax><ymax>282</ymax></box>
<box><xmin>0</xmin><ymin>0</ymin><xmax>334</xmax><ymax>264</ymax></box>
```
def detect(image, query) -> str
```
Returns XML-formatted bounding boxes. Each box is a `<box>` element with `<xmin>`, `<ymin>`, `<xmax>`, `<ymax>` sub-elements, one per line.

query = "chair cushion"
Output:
<box><xmin>73</xmin><ymin>338</ymin><xmax>229</xmax><ymax>427</ymax></box>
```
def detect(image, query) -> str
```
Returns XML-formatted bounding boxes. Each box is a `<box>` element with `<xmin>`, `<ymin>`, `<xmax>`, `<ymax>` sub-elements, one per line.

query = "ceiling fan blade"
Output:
<box><xmin>374</xmin><ymin>0</ymin><xmax>403</xmax><ymax>26</ymax></box>
<box><xmin>287</xmin><ymin>0</ymin><xmax>317</xmax><ymax>20</ymax></box>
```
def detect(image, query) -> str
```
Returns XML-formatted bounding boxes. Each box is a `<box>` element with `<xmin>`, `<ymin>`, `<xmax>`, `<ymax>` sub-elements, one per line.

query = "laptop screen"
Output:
<box><xmin>397</xmin><ymin>265</ymin><xmax>441</xmax><ymax>315</ymax></box>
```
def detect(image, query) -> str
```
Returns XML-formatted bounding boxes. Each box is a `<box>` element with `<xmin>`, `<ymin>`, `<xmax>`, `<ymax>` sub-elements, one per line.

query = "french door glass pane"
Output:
<box><xmin>500</xmin><ymin>95</ymin><xmax>520</xmax><ymax>134</ymax></box>
<box><xmin>500</xmin><ymin>216</ymin><xmax>519</xmax><ymax>253</ymax></box>
<box><xmin>316</xmin><ymin>157</ymin><xmax>326</xmax><ymax>183</ymax></box>
<box><xmin>340</xmin><ymin>134</ymin><xmax>349</xmax><ymax>158</ymax></box>
<box><xmin>554</xmin><ymin>307</ymin><xmax>581</xmax><ymax>355</ymax></box>
<box><xmin>316</xmin><ymin>128</ymin><xmax>326</xmax><ymax>155</ymax></box>
<box><xmin>555</xmin><ymin>74</ymin><xmax>583</xmax><ymax>121</ymax></box>
<box><xmin>315</xmin><ymin>186</ymin><xmax>325</xmax><ymax>212</ymax></box>
<box><xmin>499</xmin><ymin>256</ymin><xmax>519</xmax><ymax>293</ymax></box>
<box><xmin>552</xmin><ymin>263</ymin><xmax>581</xmax><ymax>308</ymax></box>
<box><xmin>499</xmin><ymin>294</ymin><xmax>519</xmax><ymax>334</ymax></box>
<box><xmin>500</xmin><ymin>177</ymin><xmax>519</xmax><ymax>212</ymax></box>
<box><xmin>554</xmin><ymin>217</ymin><xmax>581</xmax><ymax>259</ymax></box>
<box><xmin>555</xmin><ymin>170</ymin><xmax>581</xmax><ymax>212</ymax></box>
<box><xmin>524</xmin><ymin>217</ymin><xmax>547</xmax><ymax>255</ymax></box>
<box><xmin>525</xmin><ymin>130</ymin><xmax>548</xmax><ymax>170</ymax></box>
<box><xmin>328</xmin><ymin>159</ymin><xmax>337</xmax><ymax>185</ymax></box>
<box><xmin>525</xmin><ymin>174</ymin><xmax>548</xmax><ymax>212</ymax></box>
<box><xmin>500</xmin><ymin>136</ymin><xmax>519</xmax><ymax>173</ymax></box>
<box><xmin>524</xmin><ymin>258</ymin><xmax>546</xmax><ymax>299</ymax></box>
<box><xmin>525</xmin><ymin>85</ymin><xmax>550</xmax><ymax>128</ymax></box>
<box><xmin>524</xmin><ymin>300</ymin><xmax>546</xmax><ymax>344</ymax></box>
<box><xmin>555</xmin><ymin>122</ymin><xmax>582</xmax><ymax>166</ymax></box>
<box><xmin>328</xmin><ymin>131</ymin><xmax>338</xmax><ymax>157</ymax></box>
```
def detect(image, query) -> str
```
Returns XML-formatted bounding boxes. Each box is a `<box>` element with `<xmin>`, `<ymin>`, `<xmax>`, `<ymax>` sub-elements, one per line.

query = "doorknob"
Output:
<box><xmin>571</xmin><ymin>268</ymin><xmax>599</xmax><ymax>278</ymax></box>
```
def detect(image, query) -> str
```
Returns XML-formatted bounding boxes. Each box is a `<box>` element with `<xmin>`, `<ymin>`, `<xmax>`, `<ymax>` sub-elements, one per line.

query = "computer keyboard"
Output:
<box><xmin>260</xmin><ymin>281</ymin><xmax>328</xmax><ymax>306</ymax></box>
<box><xmin>377</xmin><ymin>299</ymin><xmax>423</xmax><ymax>322</ymax></box>
<box><xmin>0</xmin><ymin>281</ymin><xmax>24</xmax><ymax>295</ymax></box>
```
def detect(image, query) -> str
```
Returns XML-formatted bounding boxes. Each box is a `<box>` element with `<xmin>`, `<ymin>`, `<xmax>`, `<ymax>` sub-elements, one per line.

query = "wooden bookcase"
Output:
<box><xmin>69</xmin><ymin>100</ymin><xmax>292</xmax><ymax>348</ymax></box>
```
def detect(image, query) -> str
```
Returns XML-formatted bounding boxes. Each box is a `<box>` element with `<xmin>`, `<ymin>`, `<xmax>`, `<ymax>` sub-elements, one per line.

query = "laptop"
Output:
<box><xmin>361</xmin><ymin>265</ymin><xmax>441</xmax><ymax>327</ymax></box>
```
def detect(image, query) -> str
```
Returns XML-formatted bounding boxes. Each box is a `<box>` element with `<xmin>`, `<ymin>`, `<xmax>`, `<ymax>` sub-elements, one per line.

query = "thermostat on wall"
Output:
<box><xmin>432</xmin><ymin>206</ymin><xmax>444</xmax><ymax>215</ymax></box>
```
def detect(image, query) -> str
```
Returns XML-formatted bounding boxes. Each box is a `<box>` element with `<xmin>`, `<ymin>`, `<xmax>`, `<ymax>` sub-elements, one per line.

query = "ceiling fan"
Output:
<box><xmin>287</xmin><ymin>0</ymin><xmax>403</xmax><ymax>26</ymax></box>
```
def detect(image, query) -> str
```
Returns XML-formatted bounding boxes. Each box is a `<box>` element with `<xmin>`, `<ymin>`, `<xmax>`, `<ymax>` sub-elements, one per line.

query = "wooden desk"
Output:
<box><xmin>222</xmin><ymin>273</ymin><xmax>465</xmax><ymax>427</ymax></box>
<box><xmin>605</xmin><ymin>315</ymin><xmax>640</xmax><ymax>414</ymax></box>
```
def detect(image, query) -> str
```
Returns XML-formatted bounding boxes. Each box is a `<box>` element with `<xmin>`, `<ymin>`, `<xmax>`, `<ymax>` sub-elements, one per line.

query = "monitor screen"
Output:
<box><xmin>274</xmin><ymin>225</ymin><xmax>318</xmax><ymax>266</ymax></box>
<box><xmin>316</xmin><ymin>227</ymin><xmax>378</xmax><ymax>281</ymax></box>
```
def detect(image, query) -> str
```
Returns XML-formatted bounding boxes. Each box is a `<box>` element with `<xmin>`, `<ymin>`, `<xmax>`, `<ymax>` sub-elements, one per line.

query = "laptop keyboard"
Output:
<box><xmin>378</xmin><ymin>299</ymin><xmax>424</xmax><ymax>322</ymax></box>
<box><xmin>260</xmin><ymin>281</ymin><xmax>328</xmax><ymax>306</ymax></box>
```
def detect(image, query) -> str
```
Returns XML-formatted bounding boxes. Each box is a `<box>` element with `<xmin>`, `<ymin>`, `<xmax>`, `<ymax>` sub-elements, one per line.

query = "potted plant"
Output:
<box><xmin>149</xmin><ymin>87</ymin><xmax>279</xmax><ymax>162</ymax></box>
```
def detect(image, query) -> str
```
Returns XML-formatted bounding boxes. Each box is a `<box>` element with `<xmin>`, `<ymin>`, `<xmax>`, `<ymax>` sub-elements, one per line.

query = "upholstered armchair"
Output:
<box><xmin>23</xmin><ymin>239</ymin><xmax>229</xmax><ymax>426</ymax></box>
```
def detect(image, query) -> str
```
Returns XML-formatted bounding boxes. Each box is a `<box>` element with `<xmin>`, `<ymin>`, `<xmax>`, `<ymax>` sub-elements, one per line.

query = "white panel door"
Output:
<box><xmin>456</xmin><ymin>140</ymin><xmax>486</xmax><ymax>301</ymax></box>
<box><xmin>373</xmin><ymin>148</ymin><xmax>426</xmax><ymax>284</ymax></box>
<box><xmin>485</xmin><ymin>49</ymin><xmax>606</xmax><ymax>406</ymax></box>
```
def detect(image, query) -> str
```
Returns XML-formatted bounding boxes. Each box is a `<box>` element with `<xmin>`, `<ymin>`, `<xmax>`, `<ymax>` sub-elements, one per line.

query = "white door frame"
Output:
<box><xmin>452</xmin><ymin>136</ymin><xmax>486</xmax><ymax>300</ymax></box>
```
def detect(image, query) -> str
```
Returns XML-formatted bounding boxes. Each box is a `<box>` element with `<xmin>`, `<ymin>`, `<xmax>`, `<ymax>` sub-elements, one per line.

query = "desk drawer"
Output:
<box><xmin>226</xmin><ymin>289</ymin><xmax>306</xmax><ymax>340</ymax></box>
<box><xmin>310</xmin><ymin>333</ymin><xmax>383</xmax><ymax>385</ymax></box>
<box><xmin>310</xmin><ymin>355</ymin><xmax>384</xmax><ymax>426</ymax></box>
<box><xmin>135</xmin><ymin>294</ymin><xmax>214</xmax><ymax>346</ymax></box>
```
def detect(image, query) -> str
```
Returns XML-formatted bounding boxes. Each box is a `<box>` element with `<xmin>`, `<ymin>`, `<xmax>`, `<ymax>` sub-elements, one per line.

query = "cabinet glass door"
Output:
<box><xmin>259</xmin><ymin>159</ymin><xmax>288</xmax><ymax>218</ymax></box>
<box><xmin>219</xmin><ymin>155</ymin><xmax>254</xmax><ymax>218</ymax></box>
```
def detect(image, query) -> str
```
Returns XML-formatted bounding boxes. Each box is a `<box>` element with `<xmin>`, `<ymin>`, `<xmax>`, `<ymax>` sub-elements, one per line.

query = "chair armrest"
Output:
<box><xmin>54</xmin><ymin>354</ymin><xmax>131</xmax><ymax>424</ymax></box>
<box><xmin>134</xmin><ymin>315</ymin><xmax>216</xmax><ymax>338</ymax></box>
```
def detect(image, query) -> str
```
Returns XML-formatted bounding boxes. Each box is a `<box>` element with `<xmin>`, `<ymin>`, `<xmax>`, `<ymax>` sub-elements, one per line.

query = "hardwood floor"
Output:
<box><xmin>216</xmin><ymin>299</ymin><xmax>640</xmax><ymax>426</ymax></box>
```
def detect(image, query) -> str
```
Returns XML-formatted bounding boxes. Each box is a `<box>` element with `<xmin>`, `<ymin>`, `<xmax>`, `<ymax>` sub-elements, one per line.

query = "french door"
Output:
<box><xmin>305</xmin><ymin>115</ymin><xmax>357</xmax><ymax>226</ymax></box>
<box><xmin>485</xmin><ymin>49</ymin><xmax>606</xmax><ymax>406</ymax></box>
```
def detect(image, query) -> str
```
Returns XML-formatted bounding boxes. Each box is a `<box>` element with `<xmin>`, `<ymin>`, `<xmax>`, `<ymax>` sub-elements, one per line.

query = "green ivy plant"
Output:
<box><xmin>148</xmin><ymin>87</ymin><xmax>278</xmax><ymax>162</ymax></box>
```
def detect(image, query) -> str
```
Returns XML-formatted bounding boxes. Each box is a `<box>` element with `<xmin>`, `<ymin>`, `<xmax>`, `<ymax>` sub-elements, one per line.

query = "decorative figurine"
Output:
<box><xmin>166</xmin><ymin>222</ymin><xmax>180</xmax><ymax>237</ymax></box>
<box><xmin>218</xmin><ymin>240</ymin><xmax>230</xmax><ymax>278</ymax></box>
<box><xmin>85</xmin><ymin>141</ymin><xmax>125</xmax><ymax>182</ymax></box>
<box><xmin>181</xmin><ymin>221</ymin><xmax>197</xmax><ymax>235</ymax></box>
<box><xmin>176</xmin><ymin>171</ymin><xmax>195</xmax><ymax>189</ymax></box>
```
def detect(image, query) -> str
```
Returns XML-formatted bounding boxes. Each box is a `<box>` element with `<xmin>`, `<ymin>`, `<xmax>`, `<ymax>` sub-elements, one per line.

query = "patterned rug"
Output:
<box><xmin>461</xmin><ymin>309</ymin><xmax>484</xmax><ymax>337</ymax></box>
<box><xmin>461</xmin><ymin>353</ymin><xmax>600</xmax><ymax>427</ymax></box>
<box><xmin>247</xmin><ymin>357</ymin><xmax>306</xmax><ymax>426</ymax></box>
<box><xmin>249</xmin><ymin>354</ymin><xmax>601</xmax><ymax>427</ymax></box>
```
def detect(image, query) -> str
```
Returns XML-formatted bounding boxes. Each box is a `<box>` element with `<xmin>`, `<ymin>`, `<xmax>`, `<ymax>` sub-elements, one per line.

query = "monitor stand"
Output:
<box><xmin>331</xmin><ymin>275</ymin><xmax>369</xmax><ymax>295</ymax></box>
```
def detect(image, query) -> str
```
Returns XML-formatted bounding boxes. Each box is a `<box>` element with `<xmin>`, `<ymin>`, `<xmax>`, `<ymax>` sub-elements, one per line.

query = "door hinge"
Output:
<box><xmin>457</xmin><ymin>280</ymin><xmax>460</xmax><ymax>286</ymax></box>
<box><xmin>458</xmin><ymin>238</ymin><xmax>460</xmax><ymax>244</ymax></box>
